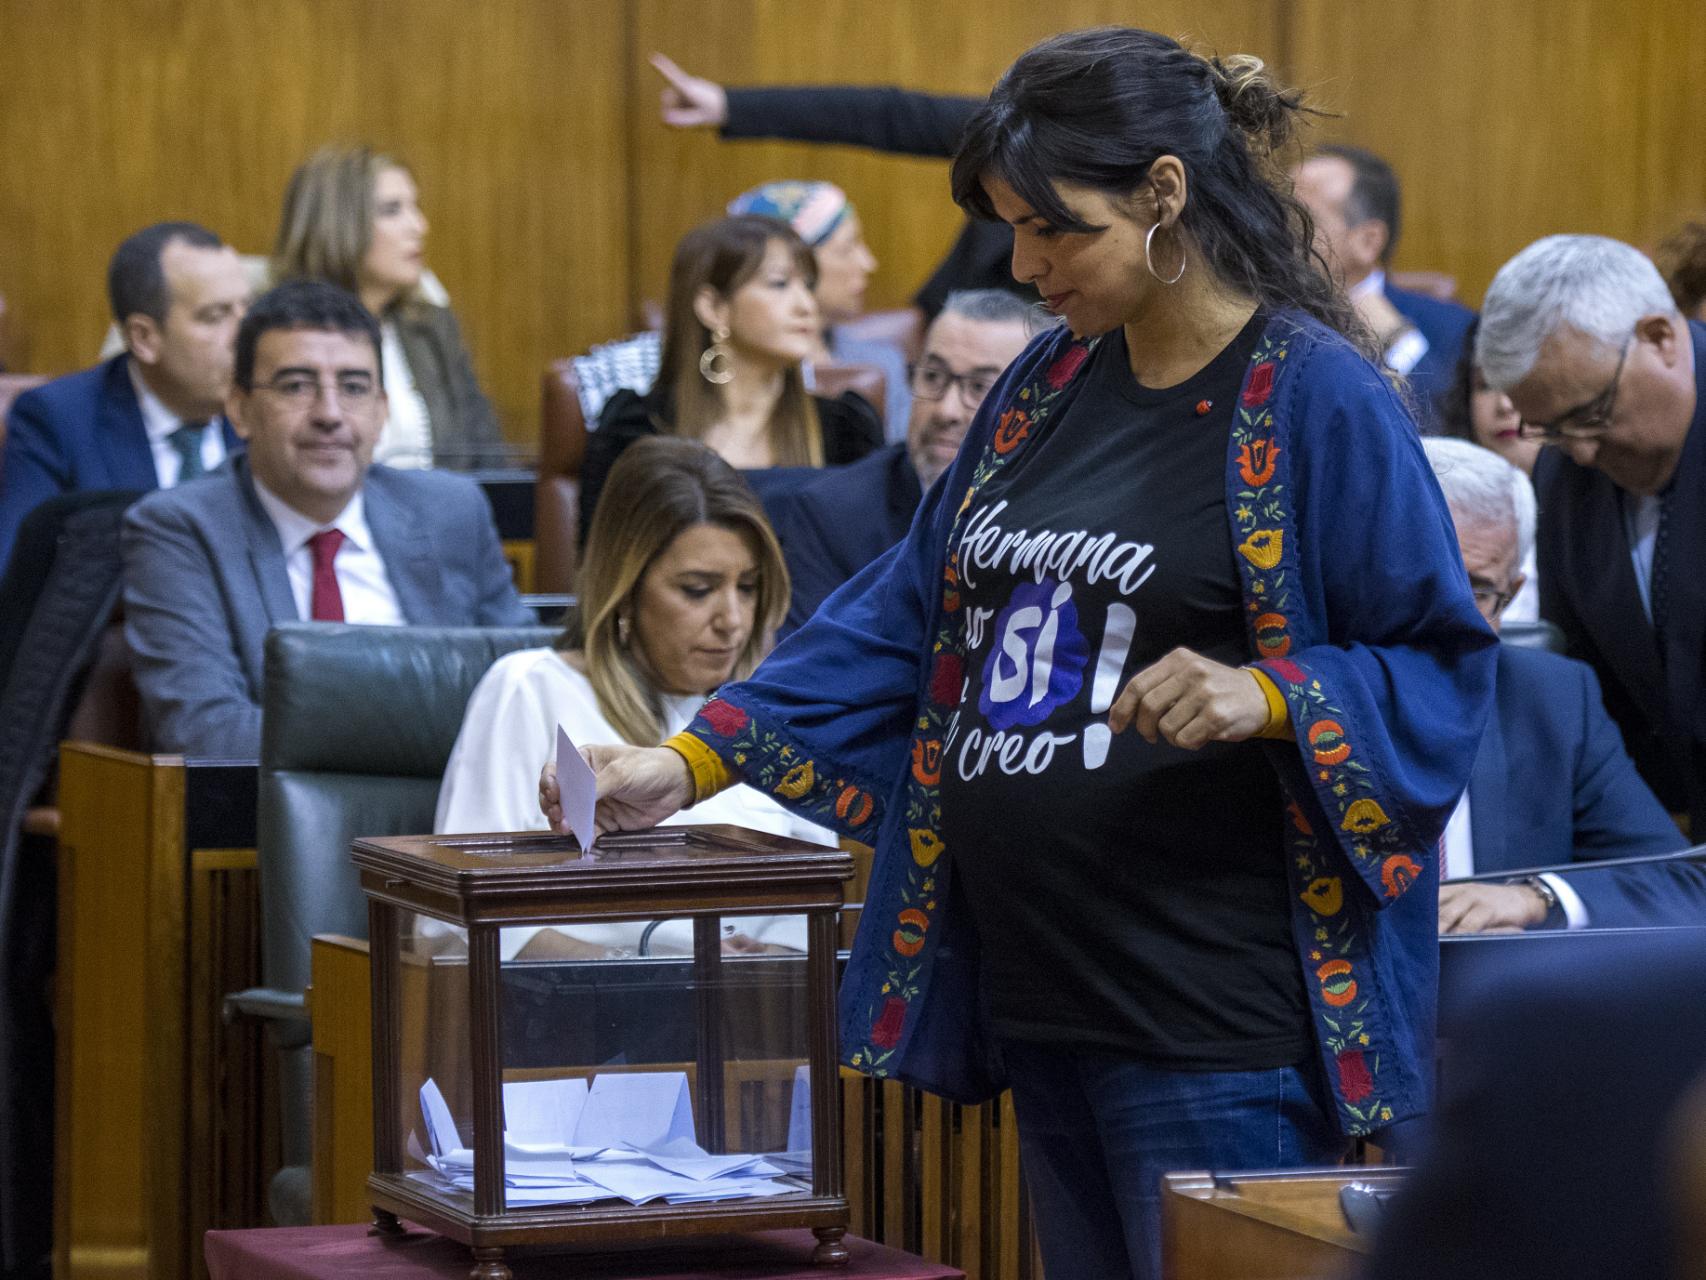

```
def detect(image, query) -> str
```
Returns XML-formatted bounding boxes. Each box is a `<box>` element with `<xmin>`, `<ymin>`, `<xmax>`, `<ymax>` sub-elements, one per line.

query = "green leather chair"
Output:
<box><xmin>234</xmin><ymin>621</ymin><xmax>556</xmax><ymax>1224</ymax></box>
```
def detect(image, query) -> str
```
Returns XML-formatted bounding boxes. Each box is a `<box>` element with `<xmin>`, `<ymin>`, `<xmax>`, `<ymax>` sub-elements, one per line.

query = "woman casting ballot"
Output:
<box><xmin>541</xmin><ymin>27</ymin><xmax>1494</xmax><ymax>1280</ymax></box>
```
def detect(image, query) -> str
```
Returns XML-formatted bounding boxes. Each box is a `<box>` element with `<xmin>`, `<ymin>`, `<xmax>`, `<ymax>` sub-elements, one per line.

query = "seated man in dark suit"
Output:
<box><xmin>1423</xmin><ymin>438</ymin><xmax>1700</xmax><ymax>933</ymax></box>
<box><xmin>767</xmin><ymin>289</ymin><xmax>1046</xmax><ymax>631</ymax></box>
<box><xmin>0</xmin><ymin>222</ymin><xmax>251</xmax><ymax>570</ymax></box>
<box><xmin>1478</xmin><ymin>235</ymin><xmax>1706</xmax><ymax>839</ymax></box>
<box><xmin>1293</xmin><ymin>145</ymin><xmax>1474</xmax><ymax>421</ymax></box>
<box><xmin>122</xmin><ymin>280</ymin><xmax>533</xmax><ymax>758</ymax></box>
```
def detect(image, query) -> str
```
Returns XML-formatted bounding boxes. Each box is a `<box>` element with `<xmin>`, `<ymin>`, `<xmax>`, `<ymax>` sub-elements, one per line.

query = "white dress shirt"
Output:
<box><xmin>130</xmin><ymin>361</ymin><xmax>228</xmax><ymax>486</ymax></box>
<box><xmin>1442</xmin><ymin>789</ymin><xmax>1588</xmax><ymax>928</ymax></box>
<box><xmin>373</xmin><ymin>320</ymin><xmax>434</xmax><ymax>469</ymax></box>
<box><xmin>1352</xmin><ymin>268</ymin><xmax>1430</xmax><ymax>376</ymax></box>
<box><xmin>433</xmin><ymin>647</ymin><xmax>836</xmax><ymax>959</ymax></box>
<box><xmin>250</xmin><ymin>479</ymin><xmax>405</xmax><ymax>625</ymax></box>
<box><xmin>1622</xmin><ymin>491</ymin><xmax>1662</xmax><ymax>622</ymax></box>
<box><xmin>1503</xmin><ymin>545</ymin><xmax>1541</xmax><ymax>624</ymax></box>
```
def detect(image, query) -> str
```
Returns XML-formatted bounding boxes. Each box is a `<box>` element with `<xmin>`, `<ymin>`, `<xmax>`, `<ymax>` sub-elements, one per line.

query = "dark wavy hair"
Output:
<box><xmin>950</xmin><ymin>27</ymin><xmax>1367</xmax><ymax>349</ymax></box>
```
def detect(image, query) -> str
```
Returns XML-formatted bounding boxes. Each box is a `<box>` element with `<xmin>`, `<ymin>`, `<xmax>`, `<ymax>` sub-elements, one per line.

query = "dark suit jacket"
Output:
<box><xmin>1534</xmin><ymin>320</ymin><xmax>1706</xmax><ymax>833</ymax></box>
<box><xmin>0</xmin><ymin>354</ymin><xmax>240</xmax><ymax>572</ymax></box>
<box><xmin>1385</xmin><ymin>280</ymin><xmax>1475</xmax><ymax>423</ymax></box>
<box><xmin>1362</xmin><ymin>928</ymin><xmax>1706</xmax><ymax>1280</ymax></box>
<box><xmin>121</xmin><ymin>454</ymin><xmax>533</xmax><ymax>758</ymax></box>
<box><xmin>767</xmin><ymin>444</ymin><xmax>922</xmax><ymax>632</ymax></box>
<box><xmin>721</xmin><ymin>85</ymin><xmax>1031</xmax><ymax>316</ymax></box>
<box><xmin>1468</xmin><ymin>644</ymin><xmax>1700</xmax><ymax>924</ymax></box>
<box><xmin>390</xmin><ymin>301</ymin><xmax>506</xmax><ymax>467</ymax></box>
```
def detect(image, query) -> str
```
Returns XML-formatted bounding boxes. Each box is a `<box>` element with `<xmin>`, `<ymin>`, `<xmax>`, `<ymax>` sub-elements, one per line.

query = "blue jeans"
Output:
<box><xmin>1002</xmin><ymin>1040</ymin><xmax>1350</xmax><ymax>1280</ymax></box>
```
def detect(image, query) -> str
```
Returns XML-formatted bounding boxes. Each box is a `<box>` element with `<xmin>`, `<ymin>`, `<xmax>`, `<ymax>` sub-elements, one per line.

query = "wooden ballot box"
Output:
<box><xmin>1161</xmin><ymin>1166</ymin><xmax>1406</xmax><ymax>1280</ymax></box>
<box><xmin>352</xmin><ymin>826</ymin><xmax>854</xmax><ymax>1280</ymax></box>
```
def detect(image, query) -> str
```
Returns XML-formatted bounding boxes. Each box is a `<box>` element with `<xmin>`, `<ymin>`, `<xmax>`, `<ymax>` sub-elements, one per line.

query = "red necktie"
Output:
<box><xmin>307</xmin><ymin>528</ymin><xmax>346</xmax><ymax>622</ymax></box>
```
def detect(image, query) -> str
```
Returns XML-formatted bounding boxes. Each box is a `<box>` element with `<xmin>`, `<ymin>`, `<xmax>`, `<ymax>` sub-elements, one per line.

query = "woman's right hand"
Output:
<box><xmin>538</xmin><ymin>745</ymin><xmax>696</xmax><ymax>835</ymax></box>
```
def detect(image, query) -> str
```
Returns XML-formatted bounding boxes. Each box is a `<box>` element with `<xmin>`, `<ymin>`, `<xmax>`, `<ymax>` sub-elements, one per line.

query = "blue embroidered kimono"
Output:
<box><xmin>688</xmin><ymin>312</ymin><xmax>1496</xmax><ymax>1135</ymax></box>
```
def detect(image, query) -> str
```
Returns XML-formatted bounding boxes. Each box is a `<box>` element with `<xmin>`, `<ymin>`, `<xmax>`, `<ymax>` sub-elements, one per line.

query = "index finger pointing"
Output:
<box><xmin>649</xmin><ymin>52</ymin><xmax>691</xmax><ymax>89</ymax></box>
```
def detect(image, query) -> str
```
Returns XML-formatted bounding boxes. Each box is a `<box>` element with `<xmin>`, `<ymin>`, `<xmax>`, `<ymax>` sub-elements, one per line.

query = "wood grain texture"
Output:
<box><xmin>5</xmin><ymin>1</ymin><xmax>1701</xmax><ymax>433</ymax></box>
<box><xmin>0</xmin><ymin>0</ymin><xmax>627</xmax><ymax>439</ymax></box>
<box><xmin>1288</xmin><ymin>0</ymin><xmax>1706</xmax><ymax>306</ymax></box>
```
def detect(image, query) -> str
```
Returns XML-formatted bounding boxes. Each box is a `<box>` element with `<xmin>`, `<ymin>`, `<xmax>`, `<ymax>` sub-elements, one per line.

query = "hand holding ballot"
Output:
<box><xmin>539</xmin><ymin>741</ymin><xmax>694</xmax><ymax>837</ymax></box>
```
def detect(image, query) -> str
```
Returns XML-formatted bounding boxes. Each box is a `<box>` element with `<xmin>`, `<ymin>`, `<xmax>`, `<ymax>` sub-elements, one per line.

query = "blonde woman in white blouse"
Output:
<box><xmin>436</xmin><ymin>437</ymin><xmax>832</xmax><ymax>959</ymax></box>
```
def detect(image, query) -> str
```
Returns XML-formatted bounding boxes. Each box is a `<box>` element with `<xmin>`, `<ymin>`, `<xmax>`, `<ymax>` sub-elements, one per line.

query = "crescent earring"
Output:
<box><xmin>698</xmin><ymin>325</ymin><xmax>734</xmax><ymax>385</ymax></box>
<box><xmin>1144</xmin><ymin>221</ymin><xmax>1186</xmax><ymax>286</ymax></box>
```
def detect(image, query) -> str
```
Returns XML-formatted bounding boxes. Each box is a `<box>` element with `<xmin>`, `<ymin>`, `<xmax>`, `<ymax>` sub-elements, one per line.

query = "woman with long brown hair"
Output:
<box><xmin>273</xmin><ymin>143</ymin><xmax>503</xmax><ymax>467</ymax></box>
<box><xmin>576</xmin><ymin>214</ymin><xmax>881</xmax><ymax>545</ymax></box>
<box><xmin>437</xmin><ymin>436</ymin><xmax>828</xmax><ymax>957</ymax></box>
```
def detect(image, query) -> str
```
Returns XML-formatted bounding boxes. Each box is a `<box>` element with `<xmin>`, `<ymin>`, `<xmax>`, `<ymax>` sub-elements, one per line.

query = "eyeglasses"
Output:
<box><xmin>908</xmin><ymin>361</ymin><xmax>1000</xmax><ymax>407</ymax></box>
<box><xmin>253</xmin><ymin>373</ymin><xmax>379</xmax><ymax>411</ymax></box>
<box><xmin>1471</xmin><ymin>586</ymin><xmax>1515</xmax><ymax>620</ymax></box>
<box><xmin>1516</xmin><ymin>338</ymin><xmax>1630</xmax><ymax>442</ymax></box>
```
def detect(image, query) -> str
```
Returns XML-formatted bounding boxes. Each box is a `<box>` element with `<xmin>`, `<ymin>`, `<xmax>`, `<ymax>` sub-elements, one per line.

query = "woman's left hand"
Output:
<box><xmin>1108</xmin><ymin>647</ymin><xmax>1269</xmax><ymax>749</ymax></box>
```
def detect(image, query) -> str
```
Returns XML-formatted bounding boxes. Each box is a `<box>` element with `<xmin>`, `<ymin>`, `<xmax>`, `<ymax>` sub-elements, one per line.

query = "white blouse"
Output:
<box><xmin>374</xmin><ymin>319</ymin><xmax>434</xmax><ymax>468</ymax></box>
<box><xmin>434</xmin><ymin>648</ymin><xmax>834</xmax><ymax>959</ymax></box>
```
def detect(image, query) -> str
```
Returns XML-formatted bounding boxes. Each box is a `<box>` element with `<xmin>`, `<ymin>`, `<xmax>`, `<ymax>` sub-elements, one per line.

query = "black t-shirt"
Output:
<box><xmin>938</xmin><ymin>311</ymin><xmax>1310</xmax><ymax>1070</ymax></box>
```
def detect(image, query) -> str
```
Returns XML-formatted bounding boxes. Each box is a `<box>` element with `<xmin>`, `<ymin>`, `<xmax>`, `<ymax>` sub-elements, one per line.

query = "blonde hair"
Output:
<box><xmin>271</xmin><ymin>143</ymin><xmax>421</xmax><ymax>308</ymax></box>
<box><xmin>654</xmin><ymin>215</ymin><xmax>824</xmax><ymax>467</ymax></box>
<box><xmin>562</xmin><ymin>438</ymin><xmax>789</xmax><ymax>746</ymax></box>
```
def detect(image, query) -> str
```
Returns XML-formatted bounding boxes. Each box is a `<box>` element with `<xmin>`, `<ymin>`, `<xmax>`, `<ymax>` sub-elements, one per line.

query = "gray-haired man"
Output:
<box><xmin>1477</xmin><ymin>234</ymin><xmax>1706</xmax><ymax>834</ymax></box>
<box><xmin>1422</xmin><ymin>438</ymin><xmax>1693</xmax><ymax>935</ymax></box>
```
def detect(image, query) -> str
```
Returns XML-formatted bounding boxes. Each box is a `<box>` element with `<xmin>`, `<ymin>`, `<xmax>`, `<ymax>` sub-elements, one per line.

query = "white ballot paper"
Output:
<box><xmin>554</xmin><ymin>724</ymin><xmax>599</xmax><ymax>853</ymax></box>
<box><xmin>571</xmin><ymin>1072</ymin><xmax>696</xmax><ymax>1152</ymax></box>
<box><xmin>414</xmin><ymin>1071</ymin><xmax>802</xmax><ymax>1208</ymax></box>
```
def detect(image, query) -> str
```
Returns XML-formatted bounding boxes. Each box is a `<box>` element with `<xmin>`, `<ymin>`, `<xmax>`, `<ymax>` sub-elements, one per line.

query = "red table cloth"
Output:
<box><xmin>204</xmin><ymin>1224</ymin><xmax>964</xmax><ymax>1280</ymax></box>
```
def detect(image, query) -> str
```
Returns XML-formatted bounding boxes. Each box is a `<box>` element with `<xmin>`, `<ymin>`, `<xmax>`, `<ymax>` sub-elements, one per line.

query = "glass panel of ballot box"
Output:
<box><xmin>353</xmin><ymin>826</ymin><xmax>852</xmax><ymax>1280</ymax></box>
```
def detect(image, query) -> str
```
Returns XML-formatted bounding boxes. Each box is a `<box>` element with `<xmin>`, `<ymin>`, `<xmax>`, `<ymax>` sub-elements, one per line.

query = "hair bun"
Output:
<box><xmin>1207</xmin><ymin>54</ymin><xmax>1303</xmax><ymax>152</ymax></box>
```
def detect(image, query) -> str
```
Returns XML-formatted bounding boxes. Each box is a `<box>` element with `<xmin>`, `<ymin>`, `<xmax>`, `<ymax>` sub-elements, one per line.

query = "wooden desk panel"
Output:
<box><xmin>55</xmin><ymin>744</ymin><xmax>270</xmax><ymax>1280</ymax></box>
<box><xmin>1162</xmin><ymin>1167</ymin><xmax>1405</xmax><ymax>1280</ymax></box>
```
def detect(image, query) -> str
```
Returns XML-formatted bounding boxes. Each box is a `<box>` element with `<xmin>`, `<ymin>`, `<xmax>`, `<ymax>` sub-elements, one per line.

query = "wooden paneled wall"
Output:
<box><xmin>626</xmin><ymin>0</ymin><xmax>1283</xmax><ymax>320</ymax></box>
<box><xmin>0</xmin><ymin>0</ymin><xmax>629</xmax><ymax>437</ymax></box>
<box><xmin>1</xmin><ymin>0</ymin><xmax>1703</xmax><ymax>438</ymax></box>
<box><xmin>1288</xmin><ymin>0</ymin><xmax>1706</xmax><ymax>307</ymax></box>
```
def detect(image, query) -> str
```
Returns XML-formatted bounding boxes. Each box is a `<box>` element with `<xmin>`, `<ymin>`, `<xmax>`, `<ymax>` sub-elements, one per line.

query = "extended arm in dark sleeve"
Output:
<box><xmin>722</xmin><ymin>85</ymin><xmax>982</xmax><ymax>157</ymax></box>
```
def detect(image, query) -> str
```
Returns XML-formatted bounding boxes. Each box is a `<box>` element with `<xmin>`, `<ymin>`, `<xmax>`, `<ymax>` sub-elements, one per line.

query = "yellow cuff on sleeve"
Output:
<box><xmin>1246</xmin><ymin>667</ymin><xmax>1293</xmax><ymax>740</ymax></box>
<box><xmin>663</xmin><ymin>730</ymin><xmax>736</xmax><ymax>804</ymax></box>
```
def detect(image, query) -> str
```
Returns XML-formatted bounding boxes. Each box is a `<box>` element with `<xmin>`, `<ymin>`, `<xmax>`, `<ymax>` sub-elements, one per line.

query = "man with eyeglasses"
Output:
<box><xmin>1422</xmin><ymin>438</ymin><xmax>1695</xmax><ymax>935</ymax></box>
<box><xmin>768</xmin><ymin>289</ymin><xmax>1049</xmax><ymax>631</ymax></box>
<box><xmin>121</xmin><ymin>280</ymin><xmax>532</xmax><ymax>758</ymax></box>
<box><xmin>1478</xmin><ymin>234</ymin><xmax>1706</xmax><ymax>838</ymax></box>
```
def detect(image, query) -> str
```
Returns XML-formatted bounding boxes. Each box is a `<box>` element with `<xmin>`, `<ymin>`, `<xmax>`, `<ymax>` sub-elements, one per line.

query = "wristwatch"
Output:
<box><xmin>1509</xmin><ymin>875</ymin><xmax>1561</xmax><ymax>925</ymax></box>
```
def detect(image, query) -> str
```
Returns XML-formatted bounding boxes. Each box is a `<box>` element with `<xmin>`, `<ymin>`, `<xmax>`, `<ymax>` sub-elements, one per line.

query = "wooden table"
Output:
<box><xmin>1162</xmin><ymin>1166</ymin><xmax>1407</xmax><ymax>1279</ymax></box>
<box><xmin>203</xmin><ymin>1224</ymin><xmax>963</xmax><ymax>1279</ymax></box>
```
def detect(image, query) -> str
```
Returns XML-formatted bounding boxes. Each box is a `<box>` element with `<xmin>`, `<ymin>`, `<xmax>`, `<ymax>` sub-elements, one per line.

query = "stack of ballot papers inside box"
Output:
<box><xmin>413</xmin><ymin>1070</ymin><xmax>813</xmax><ymax>1206</ymax></box>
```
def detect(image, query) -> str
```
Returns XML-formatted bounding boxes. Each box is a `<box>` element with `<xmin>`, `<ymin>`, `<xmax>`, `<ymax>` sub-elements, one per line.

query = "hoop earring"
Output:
<box><xmin>1144</xmin><ymin>221</ymin><xmax>1186</xmax><ymax>286</ymax></box>
<box><xmin>698</xmin><ymin>326</ymin><xmax>734</xmax><ymax>385</ymax></box>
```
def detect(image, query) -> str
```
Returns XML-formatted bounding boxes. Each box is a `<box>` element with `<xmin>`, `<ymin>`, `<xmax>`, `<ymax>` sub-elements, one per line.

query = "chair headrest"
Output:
<box><xmin>261</xmin><ymin>623</ymin><xmax>557</xmax><ymax>776</ymax></box>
